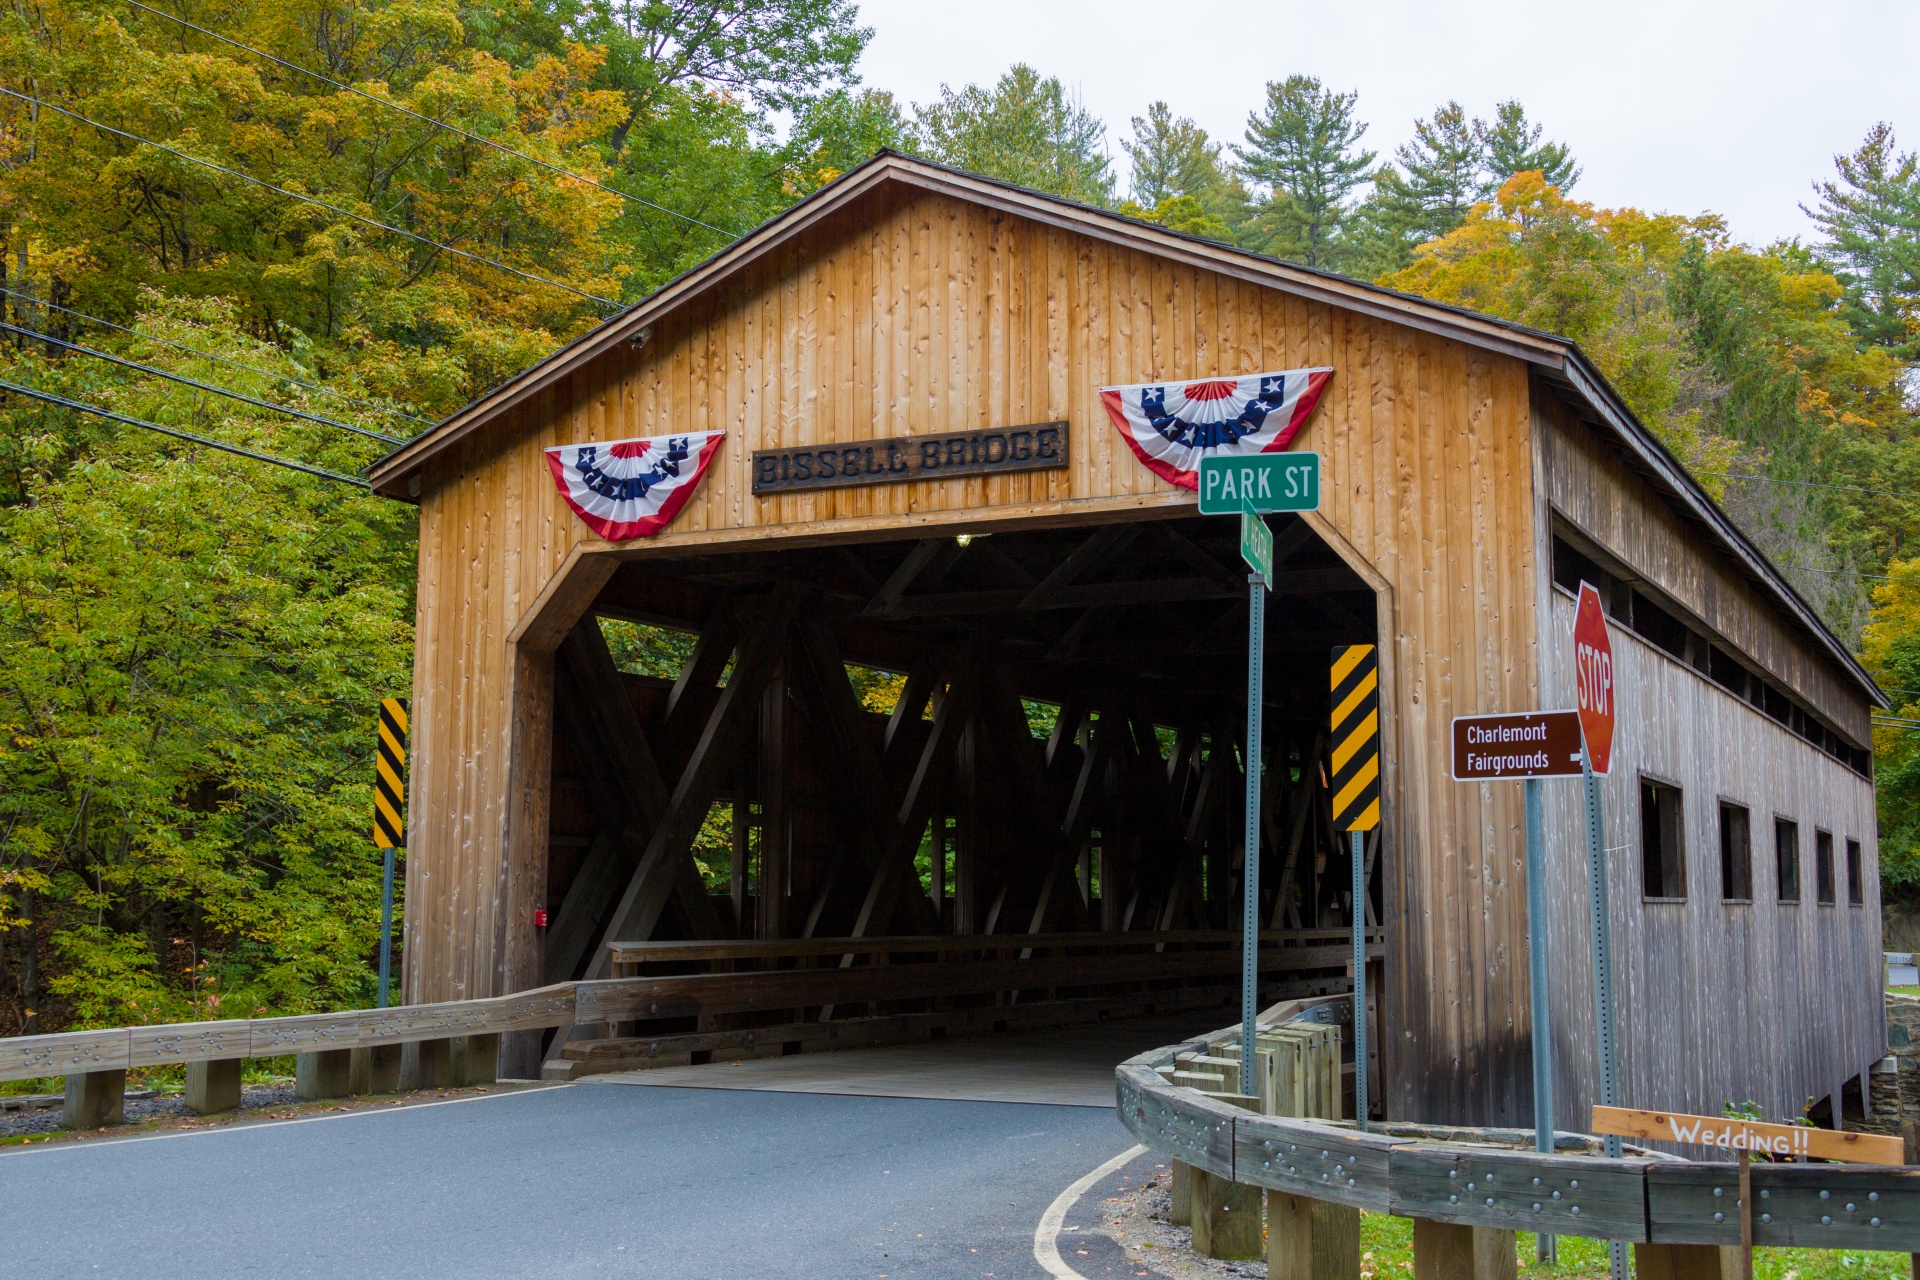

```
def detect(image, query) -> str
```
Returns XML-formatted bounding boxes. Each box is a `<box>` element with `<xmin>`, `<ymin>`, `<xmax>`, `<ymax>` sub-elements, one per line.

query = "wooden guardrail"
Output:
<box><xmin>1117</xmin><ymin>1007</ymin><xmax>1920</xmax><ymax>1269</ymax></box>
<box><xmin>0</xmin><ymin>984</ymin><xmax>580</xmax><ymax>1084</ymax></box>
<box><xmin>606</xmin><ymin>928</ymin><xmax>1379</xmax><ymax>970</ymax></box>
<box><xmin>0</xmin><ymin>928</ymin><xmax>1382</xmax><ymax>1086</ymax></box>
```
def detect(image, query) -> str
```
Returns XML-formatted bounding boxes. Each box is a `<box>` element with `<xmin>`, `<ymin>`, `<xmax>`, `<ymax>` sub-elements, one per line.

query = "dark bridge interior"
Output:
<box><xmin>535</xmin><ymin>510</ymin><xmax>1384</xmax><ymax>1076</ymax></box>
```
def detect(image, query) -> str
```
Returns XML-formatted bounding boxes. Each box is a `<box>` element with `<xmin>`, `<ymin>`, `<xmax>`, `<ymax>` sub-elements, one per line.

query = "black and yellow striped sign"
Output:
<box><xmin>1330</xmin><ymin>646</ymin><xmax>1380</xmax><ymax>832</ymax></box>
<box><xmin>374</xmin><ymin>697</ymin><xmax>409</xmax><ymax>849</ymax></box>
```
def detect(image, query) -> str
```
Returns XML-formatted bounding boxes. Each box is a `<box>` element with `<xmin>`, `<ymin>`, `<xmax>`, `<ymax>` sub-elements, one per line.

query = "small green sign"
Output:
<box><xmin>1197</xmin><ymin>452</ymin><xmax>1321</xmax><ymax>516</ymax></box>
<box><xmin>1240</xmin><ymin>509</ymin><xmax>1273</xmax><ymax>581</ymax></box>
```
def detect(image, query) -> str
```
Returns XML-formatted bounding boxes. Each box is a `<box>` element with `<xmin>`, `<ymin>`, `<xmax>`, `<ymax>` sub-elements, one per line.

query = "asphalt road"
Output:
<box><xmin>0</xmin><ymin>1081</ymin><xmax>1159</xmax><ymax>1279</ymax></box>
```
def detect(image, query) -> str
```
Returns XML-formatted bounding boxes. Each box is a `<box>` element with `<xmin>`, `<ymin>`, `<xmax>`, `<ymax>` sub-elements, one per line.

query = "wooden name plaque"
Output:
<box><xmin>750</xmin><ymin>421</ymin><xmax>1069</xmax><ymax>495</ymax></box>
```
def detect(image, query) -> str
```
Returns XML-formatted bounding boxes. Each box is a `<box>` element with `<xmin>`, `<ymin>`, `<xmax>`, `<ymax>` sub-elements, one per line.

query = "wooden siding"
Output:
<box><xmin>1532</xmin><ymin>589</ymin><xmax>1883</xmax><ymax>1130</ymax></box>
<box><xmin>404</xmin><ymin>181</ymin><xmax>1600</xmax><ymax>1122</ymax></box>
<box><xmin>1542</xmin><ymin>402</ymin><xmax>1868</xmax><ymax>744</ymax></box>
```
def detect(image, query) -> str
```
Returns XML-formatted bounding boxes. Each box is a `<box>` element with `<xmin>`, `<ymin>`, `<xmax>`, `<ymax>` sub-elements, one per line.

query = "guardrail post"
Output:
<box><xmin>401</xmin><ymin>1037</ymin><xmax>456</xmax><ymax>1090</ymax></box>
<box><xmin>1412</xmin><ymin>1219</ymin><xmax>1515</xmax><ymax>1280</ymax></box>
<box><xmin>458</xmin><ymin>1033</ymin><xmax>499</xmax><ymax>1085</ymax></box>
<box><xmin>1170</xmin><ymin>1163</ymin><xmax>1192</xmax><ymax>1226</ymax></box>
<box><xmin>184</xmin><ymin>1058</ymin><xmax>243</xmax><ymax>1114</ymax></box>
<box><xmin>1268</xmin><ymin>1190</ymin><xmax>1360</xmax><ymax>1280</ymax></box>
<box><xmin>296</xmin><ymin>1048</ymin><xmax>353</xmax><ymax>1100</ymax></box>
<box><xmin>61</xmin><ymin>1069</ymin><xmax>126</xmax><ymax>1129</ymax></box>
<box><xmin>1190</xmin><ymin>1165</ymin><xmax>1263</xmax><ymax>1260</ymax></box>
<box><xmin>1633</xmin><ymin>1244</ymin><xmax>1732</xmax><ymax>1280</ymax></box>
<box><xmin>349</xmin><ymin>1044</ymin><xmax>402</xmax><ymax>1095</ymax></box>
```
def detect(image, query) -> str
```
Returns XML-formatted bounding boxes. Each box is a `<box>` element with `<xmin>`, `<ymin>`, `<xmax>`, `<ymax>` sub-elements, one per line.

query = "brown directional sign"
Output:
<box><xmin>751</xmin><ymin>422</ymin><xmax>1068</xmax><ymax>495</ymax></box>
<box><xmin>1593</xmin><ymin>1105</ymin><xmax>1903</xmax><ymax>1165</ymax></box>
<box><xmin>1450</xmin><ymin>710</ymin><xmax>1583</xmax><ymax>781</ymax></box>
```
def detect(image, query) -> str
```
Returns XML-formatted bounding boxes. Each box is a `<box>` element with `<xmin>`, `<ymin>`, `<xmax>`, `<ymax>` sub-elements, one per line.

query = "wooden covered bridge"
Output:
<box><xmin>359</xmin><ymin>152</ymin><xmax>1887</xmax><ymax>1129</ymax></box>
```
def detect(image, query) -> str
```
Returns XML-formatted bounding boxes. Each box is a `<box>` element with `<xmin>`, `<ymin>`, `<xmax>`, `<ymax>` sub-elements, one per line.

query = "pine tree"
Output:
<box><xmin>1124</xmin><ymin>102</ymin><xmax>1225</xmax><ymax>206</ymax></box>
<box><xmin>1233</xmin><ymin>76</ymin><xmax>1376</xmax><ymax>268</ymax></box>
<box><xmin>1374</xmin><ymin>101</ymin><xmax>1483</xmax><ymax>242</ymax></box>
<box><xmin>1806</xmin><ymin>123</ymin><xmax>1920</xmax><ymax>360</ymax></box>
<box><xmin>914</xmin><ymin>65</ymin><xmax>1115</xmax><ymax>206</ymax></box>
<box><xmin>1475</xmin><ymin>101</ymin><xmax>1580</xmax><ymax>192</ymax></box>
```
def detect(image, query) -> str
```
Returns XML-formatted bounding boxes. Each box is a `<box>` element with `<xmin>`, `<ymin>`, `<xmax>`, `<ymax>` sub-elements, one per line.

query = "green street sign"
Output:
<box><xmin>1240</xmin><ymin>509</ymin><xmax>1273</xmax><ymax>581</ymax></box>
<box><xmin>1197</xmin><ymin>452</ymin><xmax>1321</xmax><ymax>515</ymax></box>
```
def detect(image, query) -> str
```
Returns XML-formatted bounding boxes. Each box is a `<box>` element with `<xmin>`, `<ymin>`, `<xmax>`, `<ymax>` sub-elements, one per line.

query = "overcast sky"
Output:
<box><xmin>853</xmin><ymin>0</ymin><xmax>1919</xmax><ymax>249</ymax></box>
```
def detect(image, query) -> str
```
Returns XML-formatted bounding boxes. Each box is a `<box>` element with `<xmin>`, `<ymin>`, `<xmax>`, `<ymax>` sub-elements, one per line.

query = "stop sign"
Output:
<box><xmin>1573</xmin><ymin>581</ymin><xmax>1615</xmax><ymax>775</ymax></box>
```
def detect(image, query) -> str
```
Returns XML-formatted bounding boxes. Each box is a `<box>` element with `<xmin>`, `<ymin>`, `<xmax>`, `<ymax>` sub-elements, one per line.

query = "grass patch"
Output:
<box><xmin>1359</xmin><ymin>1213</ymin><xmax>1909</xmax><ymax>1280</ymax></box>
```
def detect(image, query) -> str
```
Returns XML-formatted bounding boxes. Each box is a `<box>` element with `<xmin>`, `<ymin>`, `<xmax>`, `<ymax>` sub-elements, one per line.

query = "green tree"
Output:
<box><xmin>1233</xmin><ymin>76</ymin><xmax>1376</xmax><ymax>268</ymax></box>
<box><xmin>1384</xmin><ymin>172</ymin><xmax>1916</xmax><ymax>639</ymax></box>
<box><xmin>1125</xmin><ymin>102</ymin><xmax>1223</xmax><ymax>206</ymax></box>
<box><xmin>1118</xmin><ymin>194</ymin><xmax>1232</xmax><ymax>242</ymax></box>
<box><xmin>1474</xmin><ymin>100</ymin><xmax>1580</xmax><ymax>192</ymax></box>
<box><xmin>0</xmin><ymin>0</ymin><xmax>871</xmax><ymax>1038</ymax></box>
<box><xmin>783</xmin><ymin>88</ymin><xmax>917</xmax><ymax>195</ymax></box>
<box><xmin>1374</xmin><ymin>101</ymin><xmax>1483</xmax><ymax>242</ymax></box>
<box><xmin>914</xmin><ymin>64</ymin><xmax>1115</xmax><ymax>206</ymax></box>
<box><xmin>1863</xmin><ymin>564</ymin><xmax>1920</xmax><ymax>894</ymax></box>
<box><xmin>1806</xmin><ymin>123</ymin><xmax>1920</xmax><ymax>361</ymax></box>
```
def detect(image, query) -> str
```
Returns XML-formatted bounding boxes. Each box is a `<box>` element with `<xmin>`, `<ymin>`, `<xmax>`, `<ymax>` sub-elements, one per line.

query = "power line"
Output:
<box><xmin>0</xmin><ymin>376</ymin><xmax>369</xmax><ymax>487</ymax></box>
<box><xmin>1780</xmin><ymin>562</ymin><xmax>1918</xmax><ymax>583</ymax></box>
<box><xmin>0</xmin><ymin>284</ymin><xmax>432</xmax><ymax>428</ymax></box>
<box><xmin>0</xmin><ymin>318</ymin><xmax>403</xmax><ymax>446</ymax></box>
<box><xmin>1703</xmin><ymin>469</ymin><xmax>1920</xmax><ymax>502</ymax></box>
<box><xmin>118</xmin><ymin>0</ymin><xmax>736</xmax><ymax>239</ymax></box>
<box><xmin>0</xmin><ymin>87</ymin><xmax>625</xmax><ymax>310</ymax></box>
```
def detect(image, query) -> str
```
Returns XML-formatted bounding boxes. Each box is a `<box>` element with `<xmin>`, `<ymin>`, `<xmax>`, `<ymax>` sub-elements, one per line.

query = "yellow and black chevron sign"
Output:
<box><xmin>1329</xmin><ymin>646</ymin><xmax>1380</xmax><ymax>832</ymax></box>
<box><xmin>374</xmin><ymin>697</ymin><xmax>409</xmax><ymax>849</ymax></box>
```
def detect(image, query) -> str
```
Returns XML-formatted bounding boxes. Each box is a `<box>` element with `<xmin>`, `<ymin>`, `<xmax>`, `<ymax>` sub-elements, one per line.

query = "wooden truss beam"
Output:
<box><xmin>583</xmin><ymin>585</ymin><xmax>806</xmax><ymax>978</ymax></box>
<box><xmin>543</xmin><ymin>619</ymin><xmax>715</xmax><ymax>984</ymax></box>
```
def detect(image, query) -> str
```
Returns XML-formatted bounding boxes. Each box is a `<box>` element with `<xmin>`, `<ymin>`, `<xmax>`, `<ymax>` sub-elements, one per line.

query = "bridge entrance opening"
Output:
<box><xmin>536</xmin><ymin>509</ymin><xmax>1383</xmax><ymax>1090</ymax></box>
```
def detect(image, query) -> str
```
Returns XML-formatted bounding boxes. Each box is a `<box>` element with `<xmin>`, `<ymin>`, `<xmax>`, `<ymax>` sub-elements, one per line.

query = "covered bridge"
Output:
<box><xmin>366</xmin><ymin>152</ymin><xmax>1886</xmax><ymax>1128</ymax></box>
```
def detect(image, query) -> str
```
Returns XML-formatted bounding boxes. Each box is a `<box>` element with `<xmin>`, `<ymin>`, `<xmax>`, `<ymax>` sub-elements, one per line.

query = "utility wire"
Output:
<box><xmin>0</xmin><ymin>284</ymin><xmax>432</xmax><ymax>428</ymax></box>
<box><xmin>1702</xmin><ymin>470</ymin><xmax>1920</xmax><ymax>502</ymax></box>
<box><xmin>0</xmin><ymin>376</ymin><xmax>369</xmax><ymax>486</ymax></box>
<box><xmin>0</xmin><ymin>318</ymin><xmax>403</xmax><ymax>445</ymax></box>
<box><xmin>0</xmin><ymin>87</ymin><xmax>625</xmax><ymax>310</ymax></box>
<box><xmin>118</xmin><ymin>0</ymin><xmax>736</xmax><ymax>238</ymax></box>
<box><xmin>1780</xmin><ymin>562</ymin><xmax>1916</xmax><ymax>583</ymax></box>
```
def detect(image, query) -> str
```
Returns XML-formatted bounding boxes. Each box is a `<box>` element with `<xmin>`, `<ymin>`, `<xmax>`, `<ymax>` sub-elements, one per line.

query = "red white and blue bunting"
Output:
<box><xmin>544</xmin><ymin>430</ymin><xmax>725</xmax><ymax>541</ymax></box>
<box><xmin>1098</xmin><ymin>368</ymin><xmax>1333</xmax><ymax>490</ymax></box>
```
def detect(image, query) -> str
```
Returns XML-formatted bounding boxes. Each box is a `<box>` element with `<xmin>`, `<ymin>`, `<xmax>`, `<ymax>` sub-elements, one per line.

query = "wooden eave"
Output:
<box><xmin>364</xmin><ymin>150</ymin><xmax>1886</xmax><ymax>713</ymax></box>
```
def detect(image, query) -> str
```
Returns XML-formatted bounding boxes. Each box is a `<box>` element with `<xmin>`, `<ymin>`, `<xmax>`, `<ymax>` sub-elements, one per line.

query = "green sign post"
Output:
<box><xmin>1198</xmin><ymin>451</ymin><xmax>1321</xmax><ymax>1101</ymax></box>
<box><xmin>1197</xmin><ymin>451</ymin><xmax>1320</xmax><ymax>516</ymax></box>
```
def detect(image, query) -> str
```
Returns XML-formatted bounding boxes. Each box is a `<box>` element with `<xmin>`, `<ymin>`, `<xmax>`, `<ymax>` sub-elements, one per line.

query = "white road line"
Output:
<box><xmin>0</xmin><ymin>1082</ymin><xmax>573</xmax><ymax>1157</ymax></box>
<box><xmin>1033</xmin><ymin>1142</ymin><xmax>1147</xmax><ymax>1279</ymax></box>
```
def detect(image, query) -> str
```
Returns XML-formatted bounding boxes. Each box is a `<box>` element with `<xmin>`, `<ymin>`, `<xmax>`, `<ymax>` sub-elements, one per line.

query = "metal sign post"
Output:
<box><xmin>1523</xmin><ymin>775</ymin><xmax>1555</xmax><ymax>1263</ymax></box>
<box><xmin>1330</xmin><ymin>645</ymin><xmax>1381</xmax><ymax>1130</ymax></box>
<box><xmin>374</xmin><ymin>697</ymin><xmax>410</xmax><ymax>1009</ymax></box>
<box><xmin>1447</xmin><ymin>707</ymin><xmax>1583</xmax><ymax>1260</ymax></box>
<box><xmin>1198</xmin><ymin>452</ymin><xmax>1321</xmax><ymax>1101</ymax></box>
<box><xmin>1571</xmin><ymin>582</ymin><xmax>1623</xmax><ymax>1280</ymax></box>
<box><xmin>1239</xmin><ymin>565</ymin><xmax>1266</xmax><ymax>1098</ymax></box>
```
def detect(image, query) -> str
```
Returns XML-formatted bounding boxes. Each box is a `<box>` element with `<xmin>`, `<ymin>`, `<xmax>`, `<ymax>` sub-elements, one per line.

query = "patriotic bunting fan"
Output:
<box><xmin>1098</xmin><ymin>368</ymin><xmax>1333</xmax><ymax>490</ymax></box>
<box><xmin>544</xmin><ymin>430</ymin><xmax>725</xmax><ymax>541</ymax></box>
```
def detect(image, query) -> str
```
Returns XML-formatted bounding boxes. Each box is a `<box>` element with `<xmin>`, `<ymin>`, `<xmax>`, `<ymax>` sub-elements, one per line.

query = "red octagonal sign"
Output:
<box><xmin>1573</xmin><ymin>581</ymin><xmax>1615</xmax><ymax>775</ymax></box>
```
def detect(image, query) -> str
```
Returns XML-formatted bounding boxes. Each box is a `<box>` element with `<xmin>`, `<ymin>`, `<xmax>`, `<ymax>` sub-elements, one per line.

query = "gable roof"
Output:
<box><xmin>364</xmin><ymin>150</ymin><xmax>1885</xmax><ymax>712</ymax></box>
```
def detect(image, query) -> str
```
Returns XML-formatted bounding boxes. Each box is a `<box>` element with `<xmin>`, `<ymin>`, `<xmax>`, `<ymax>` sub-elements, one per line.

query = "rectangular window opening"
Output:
<box><xmin>1815</xmin><ymin>830</ymin><xmax>1836</xmax><ymax>905</ymax></box>
<box><xmin>1640</xmin><ymin>778</ymin><xmax>1686</xmax><ymax>900</ymax></box>
<box><xmin>1775</xmin><ymin>818</ymin><xmax>1800</xmax><ymax>903</ymax></box>
<box><xmin>1848</xmin><ymin>839</ymin><xmax>1864</xmax><ymax>906</ymax></box>
<box><xmin>1718</xmin><ymin>802</ymin><xmax>1752</xmax><ymax>902</ymax></box>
